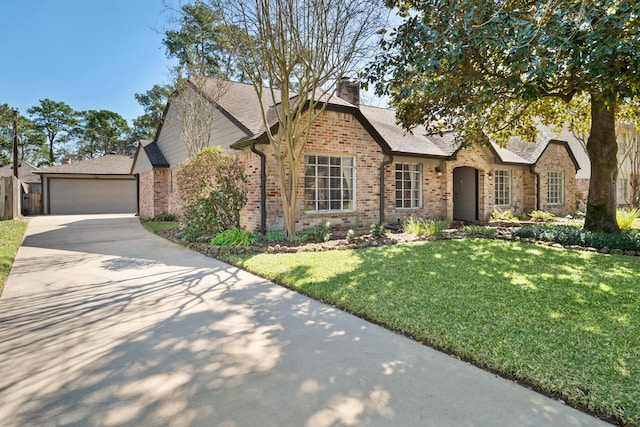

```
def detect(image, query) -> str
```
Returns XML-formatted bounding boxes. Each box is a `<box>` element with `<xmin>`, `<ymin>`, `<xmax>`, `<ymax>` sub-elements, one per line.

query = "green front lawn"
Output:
<box><xmin>0</xmin><ymin>220</ymin><xmax>28</xmax><ymax>292</ymax></box>
<box><xmin>141</xmin><ymin>220</ymin><xmax>180</xmax><ymax>233</ymax></box>
<box><xmin>223</xmin><ymin>239</ymin><xmax>639</xmax><ymax>426</ymax></box>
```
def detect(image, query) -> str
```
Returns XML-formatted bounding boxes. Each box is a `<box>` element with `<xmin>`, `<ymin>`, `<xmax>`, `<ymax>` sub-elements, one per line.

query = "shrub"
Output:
<box><xmin>529</xmin><ymin>210</ymin><xmax>556</xmax><ymax>222</ymax></box>
<box><xmin>210</xmin><ymin>227</ymin><xmax>259</xmax><ymax>247</ymax></box>
<box><xmin>514</xmin><ymin>225</ymin><xmax>640</xmax><ymax>251</ymax></box>
<box><xmin>402</xmin><ymin>216</ymin><xmax>423</xmax><ymax>234</ymax></box>
<box><xmin>346</xmin><ymin>229</ymin><xmax>356</xmax><ymax>240</ymax></box>
<box><xmin>265</xmin><ymin>229</ymin><xmax>285</xmax><ymax>242</ymax></box>
<box><xmin>152</xmin><ymin>213</ymin><xmax>176</xmax><ymax>222</ymax></box>
<box><xmin>177</xmin><ymin>147</ymin><xmax>248</xmax><ymax>242</ymax></box>
<box><xmin>489</xmin><ymin>207</ymin><xmax>517</xmax><ymax>221</ymax></box>
<box><xmin>303</xmin><ymin>221</ymin><xmax>333</xmax><ymax>242</ymax></box>
<box><xmin>422</xmin><ymin>218</ymin><xmax>450</xmax><ymax>236</ymax></box>
<box><xmin>617</xmin><ymin>207</ymin><xmax>640</xmax><ymax>230</ymax></box>
<box><xmin>402</xmin><ymin>217</ymin><xmax>449</xmax><ymax>236</ymax></box>
<box><xmin>370</xmin><ymin>223</ymin><xmax>388</xmax><ymax>237</ymax></box>
<box><xmin>461</xmin><ymin>225</ymin><xmax>497</xmax><ymax>236</ymax></box>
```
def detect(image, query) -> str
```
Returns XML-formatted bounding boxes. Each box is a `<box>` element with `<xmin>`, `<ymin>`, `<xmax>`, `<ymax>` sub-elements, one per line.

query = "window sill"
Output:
<box><xmin>304</xmin><ymin>209</ymin><xmax>357</xmax><ymax>215</ymax></box>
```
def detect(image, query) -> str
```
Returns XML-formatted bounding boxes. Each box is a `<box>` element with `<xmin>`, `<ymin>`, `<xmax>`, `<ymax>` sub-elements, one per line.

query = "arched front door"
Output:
<box><xmin>453</xmin><ymin>166</ymin><xmax>478</xmax><ymax>221</ymax></box>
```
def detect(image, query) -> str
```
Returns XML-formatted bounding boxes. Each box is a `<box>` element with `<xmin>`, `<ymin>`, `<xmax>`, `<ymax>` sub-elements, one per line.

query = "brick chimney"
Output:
<box><xmin>62</xmin><ymin>157</ymin><xmax>71</xmax><ymax>165</ymax></box>
<box><xmin>336</xmin><ymin>78</ymin><xmax>360</xmax><ymax>107</ymax></box>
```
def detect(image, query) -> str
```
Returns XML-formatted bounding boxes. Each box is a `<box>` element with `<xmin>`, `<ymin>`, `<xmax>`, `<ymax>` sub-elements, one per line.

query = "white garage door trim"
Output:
<box><xmin>48</xmin><ymin>176</ymin><xmax>136</xmax><ymax>214</ymax></box>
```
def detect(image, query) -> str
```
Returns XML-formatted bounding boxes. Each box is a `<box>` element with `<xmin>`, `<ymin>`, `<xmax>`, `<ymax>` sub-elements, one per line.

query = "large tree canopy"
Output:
<box><xmin>161</xmin><ymin>2</ymin><xmax>250</xmax><ymax>162</ymax></box>
<box><xmin>367</xmin><ymin>0</ymin><xmax>640</xmax><ymax>232</ymax></box>
<box><xmin>16</xmin><ymin>117</ymin><xmax>48</xmax><ymax>165</ymax></box>
<box><xmin>71</xmin><ymin>110</ymin><xmax>131</xmax><ymax>159</ymax></box>
<box><xmin>0</xmin><ymin>103</ymin><xmax>14</xmax><ymax>166</ymax></box>
<box><xmin>132</xmin><ymin>84</ymin><xmax>171</xmax><ymax>140</ymax></box>
<box><xmin>27</xmin><ymin>99</ymin><xmax>77</xmax><ymax>165</ymax></box>
<box><xmin>164</xmin><ymin>1</ymin><xmax>244</xmax><ymax>80</ymax></box>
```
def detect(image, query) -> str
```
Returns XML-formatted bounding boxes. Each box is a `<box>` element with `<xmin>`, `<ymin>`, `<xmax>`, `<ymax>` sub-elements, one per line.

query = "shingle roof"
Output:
<box><xmin>360</xmin><ymin>104</ymin><xmax>577</xmax><ymax>167</ymax></box>
<box><xmin>140</xmin><ymin>140</ymin><xmax>169</xmax><ymax>167</ymax></box>
<box><xmin>497</xmin><ymin>126</ymin><xmax>558</xmax><ymax>163</ymax></box>
<box><xmin>0</xmin><ymin>161</ymin><xmax>40</xmax><ymax>183</ymax></box>
<box><xmin>186</xmin><ymin>78</ymin><xmax>581</xmax><ymax>169</ymax></box>
<box><xmin>35</xmin><ymin>154</ymin><xmax>133</xmax><ymax>175</ymax></box>
<box><xmin>199</xmin><ymin>79</ymin><xmax>356</xmax><ymax>140</ymax></box>
<box><xmin>198</xmin><ymin>78</ymin><xmax>291</xmax><ymax>137</ymax></box>
<box><xmin>359</xmin><ymin>106</ymin><xmax>458</xmax><ymax>157</ymax></box>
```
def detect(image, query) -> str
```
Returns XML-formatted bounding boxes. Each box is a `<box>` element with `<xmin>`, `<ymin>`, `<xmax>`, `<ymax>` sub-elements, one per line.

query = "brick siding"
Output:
<box><xmin>235</xmin><ymin>121</ymin><xmax>581</xmax><ymax>229</ymax></box>
<box><xmin>576</xmin><ymin>178</ymin><xmax>589</xmax><ymax>211</ymax></box>
<box><xmin>137</xmin><ymin>170</ymin><xmax>154</xmax><ymax>218</ymax></box>
<box><xmin>145</xmin><ymin>112</ymin><xmax>581</xmax><ymax>227</ymax></box>
<box><xmin>238</xmin><ymin>109</ymin><xmax>384</xmax><ymax>232</ymax></box>
<box><xmin>535</xmin><ymin>143</ymin><xmax>578</xmax><ymax>215</ymax></box>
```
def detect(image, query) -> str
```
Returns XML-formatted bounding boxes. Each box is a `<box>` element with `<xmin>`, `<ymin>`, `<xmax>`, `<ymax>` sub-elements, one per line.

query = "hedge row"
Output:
<box><xmin>514</xmin><ymin>225</ymin><xmax>640</xmax><ymax>251</ymax></box>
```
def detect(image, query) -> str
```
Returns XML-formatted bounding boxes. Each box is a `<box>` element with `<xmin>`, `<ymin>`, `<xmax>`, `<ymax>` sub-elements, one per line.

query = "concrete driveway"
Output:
<box><xmin>0</xmin><ymin>214</ymin><xmax>610</xmax><ymax>427</ymax></box>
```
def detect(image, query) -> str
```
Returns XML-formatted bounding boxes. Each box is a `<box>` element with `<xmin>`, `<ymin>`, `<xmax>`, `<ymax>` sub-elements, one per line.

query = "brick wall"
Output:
<box><xmin>535</xmin><ymin>142</ymin><xmax>578</xmax><ymax>215</ymax></box>
<box><xmin>138</xmin><ymin>170</ymin><xmax>155</xmax><ymax>218</ymax></box>
<box><xmin>383</xmin><ymin>157</ymin><xmax>447</xmax><ymax>226</ymax></box>
<box><xmin>488</xmin><ymin>168</ymin><xmax>534</xmax><ymax>217</ymax></box>
<box><xmin>137</xmin><ymin>168</ymin><xmax>172</xmax><ymax>218</ymax></box>
<box><xmin>576</xmin><ymin>178</ymin><xmax>589</xmax><ymax>210</ymax></box>
<box><xmin>237</xmin><ymin>149</ymin><xmax>263</xmax><ymax>231</ymax></box>
<box><xmin>523</xmin><ymin>171</ymin><xmax>538</xmax><ymax>213</ymax></box>
<box><xmin>237</xmin><ymin>109</ymin><xmax>385</xmax><ymax>232</ymax></box>
<box><xmin>445</xmin><ymin>145</ymin><xmax>491</xmax><ymax>220</ymax></box>
<box><xmin>234</xmin><ymin>114</ymin><xmax>581</xmax><ymax>229</ymax></box>
<box><xmin>166</xmin><ymin>167</ymin><xmax>184</xmax><ymax>217</ymax></box>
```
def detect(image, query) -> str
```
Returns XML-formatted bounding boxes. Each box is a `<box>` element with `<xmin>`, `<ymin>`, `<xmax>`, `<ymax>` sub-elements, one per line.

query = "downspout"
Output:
<box><xmin>379</xmin><ymin>150</ymin><xmax>394</xmax><ymax>224</ymax></box>
<box><xmin>46</xmin><ymin>176</ymin><xmax>50</xmax><ymax>215</ymax></box>
<box><xmin>135</xmin><ymin>173</ymin><xmax>140</xmax><ymax>217</ymax></box>
<box><xmin>250</xmin><ymin>143</ymin><xmax>267</xmax><ymax>234</ymax></box>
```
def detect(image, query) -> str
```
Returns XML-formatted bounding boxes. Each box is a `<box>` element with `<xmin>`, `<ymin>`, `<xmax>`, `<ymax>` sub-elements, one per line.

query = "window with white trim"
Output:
<box><xmin>494</xmin><ymin>170</ymin><xmax>511</xmax><ymax>206</ymax></box>
<box><xmin>547</xmin><ymin>171</ymin><xmax>564</xmax><ymax>205</ymax></box>
<box><xmin>395</xmin><ymin>163</ymin><xmax>422</xmax><ymax>208</ymax></box>
<box><xmin>304</xmin><ymin>154</ymin><xmax>354</xmax><ymax>211</ymax></box>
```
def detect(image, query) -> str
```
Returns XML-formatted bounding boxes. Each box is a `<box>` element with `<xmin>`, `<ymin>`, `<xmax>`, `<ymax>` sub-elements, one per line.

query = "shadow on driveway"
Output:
<box><xmin>0</xmin><ymin>215</ymin><xmax>611</xmax><ymax>426</ymax></box>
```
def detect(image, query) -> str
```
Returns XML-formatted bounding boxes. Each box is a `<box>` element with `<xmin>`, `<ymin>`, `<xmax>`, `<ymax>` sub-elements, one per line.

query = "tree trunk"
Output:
<box><xmin>49</xmin><ymin>139</ymin><xmax>54</xmax><ymax>165</ymax></box>
<box><xmin>275</xmin><ymin>146</ymin><xmax>299</xmax><ymax>241</ymax></box>
<box><xmin>584</xmin><ymin>94</ymin><xmax>620</xmax><ymax>232</ymax></box>
<box><xmin>284</xmin><ymin>160</ymin><xmax>299</xmax><ymax>241</ymax></box>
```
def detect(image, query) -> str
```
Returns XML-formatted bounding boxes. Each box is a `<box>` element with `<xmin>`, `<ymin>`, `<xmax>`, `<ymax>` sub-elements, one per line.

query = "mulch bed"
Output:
<box><xmin>156</xmin><ymin>223</ymin><xmax>639</xmax><ymax>257</ymax></box>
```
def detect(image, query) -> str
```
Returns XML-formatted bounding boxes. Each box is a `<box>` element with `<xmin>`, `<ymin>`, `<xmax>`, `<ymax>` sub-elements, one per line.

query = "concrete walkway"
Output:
<box><xmin>0</xmin><ymin>214</ymin><xmax>611</xmax><ymax>427</ymax></box>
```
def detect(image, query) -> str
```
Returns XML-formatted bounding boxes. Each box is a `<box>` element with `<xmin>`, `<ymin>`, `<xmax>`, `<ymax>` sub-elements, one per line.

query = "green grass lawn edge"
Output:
<box><xmin>220</xmin><ymin>239</ymin><xmax>639</xmax><ymax>427</ymax></box>
<box><xmin>0</xmin><ymin>220</ymin><xmax>28</xmax><ymax>293</ymax></box>
<box><xmin>140</xmin><ymin>220</ymin><xmax>180</xmax><ymax>233</ymax></box>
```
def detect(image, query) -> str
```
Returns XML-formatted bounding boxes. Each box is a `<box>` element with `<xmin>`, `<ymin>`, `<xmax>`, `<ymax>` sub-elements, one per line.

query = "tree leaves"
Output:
<box><xmin>367</xmin><ymin>0</ymin><xmax>640</xmax><ymax>232</ymax></box>
<box><xmin>367</xmin><ymin>0</ymin><xmax>640</xmax><ymax>144</ymax></box>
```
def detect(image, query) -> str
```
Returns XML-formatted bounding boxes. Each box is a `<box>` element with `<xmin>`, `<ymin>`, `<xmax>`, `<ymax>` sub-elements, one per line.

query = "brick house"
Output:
<box><xmin>131</xmin><ymin>78</ymin><xmax>581</xmax><ymax>231</ymax></box>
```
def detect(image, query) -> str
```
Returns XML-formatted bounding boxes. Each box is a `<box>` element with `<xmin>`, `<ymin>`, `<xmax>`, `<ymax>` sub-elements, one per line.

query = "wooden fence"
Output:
<box><xmin>23</xmin><ymin>191</ymin><xmax>41</xmax><ymax>216</ymax></box>
<box><xmin>0</xmin><ymin>176</ymin><xmax>20</xmax><ymax>220</ymax></box>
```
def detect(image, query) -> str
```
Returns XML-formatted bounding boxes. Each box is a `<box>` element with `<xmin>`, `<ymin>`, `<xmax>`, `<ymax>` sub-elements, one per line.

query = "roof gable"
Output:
<box><xmin>359</xmin><ymin>106</ymin><xmax>457</xmax><ymax>158</ymax></box>
<box><xmin>140</xmin><ymin>139</ymin><xmax>169</xmax><ymax>167</ymax></box>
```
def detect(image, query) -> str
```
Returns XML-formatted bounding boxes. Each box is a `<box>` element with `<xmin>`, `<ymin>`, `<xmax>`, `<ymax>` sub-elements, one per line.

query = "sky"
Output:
<box><xmin>0</xmin><ymin>0</ymin><xmax>180</xmax><ymax>124</ymax></box>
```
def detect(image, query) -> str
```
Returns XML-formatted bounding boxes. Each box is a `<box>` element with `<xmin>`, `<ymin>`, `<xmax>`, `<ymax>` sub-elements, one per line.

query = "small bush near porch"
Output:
<box><xmin>222</xmin><ymin>239</ymin><xmax>639</xmax><ymax>426</ymax></box>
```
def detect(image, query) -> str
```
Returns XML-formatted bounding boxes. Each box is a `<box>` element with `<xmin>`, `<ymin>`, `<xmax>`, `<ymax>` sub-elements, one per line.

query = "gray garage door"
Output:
<box><xmin>49</xmin><ymin>177</ymin><xmax>136</xmax><ymax>214</ymax></box>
